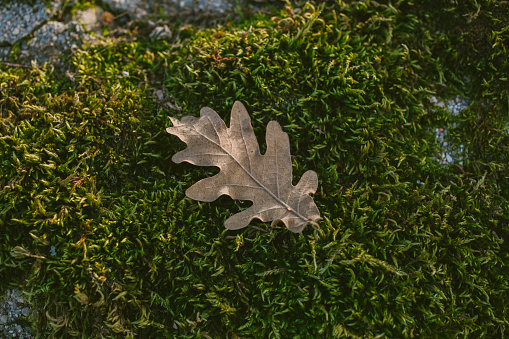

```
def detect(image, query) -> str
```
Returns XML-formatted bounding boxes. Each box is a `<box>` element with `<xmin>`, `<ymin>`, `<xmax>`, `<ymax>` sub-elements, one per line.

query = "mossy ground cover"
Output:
<box><xmin>1</xmin><ymin>0</ymin><xmax>508</xmax><ymax>337</ymax></box>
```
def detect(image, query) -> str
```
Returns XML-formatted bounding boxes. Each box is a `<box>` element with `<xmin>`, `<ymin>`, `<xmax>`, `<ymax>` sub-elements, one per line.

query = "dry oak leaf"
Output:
<box><xmin>166</xmin><ymin>101</ymin><xmax>321</xmax><ymax>233</ymax></box>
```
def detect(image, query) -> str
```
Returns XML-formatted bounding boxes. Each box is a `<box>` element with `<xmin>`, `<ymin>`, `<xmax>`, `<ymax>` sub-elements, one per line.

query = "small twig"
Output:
<box><xmin>0</xmin><ymin>62</ymin><xmax>32</xmax><ymax>69</ymax></box>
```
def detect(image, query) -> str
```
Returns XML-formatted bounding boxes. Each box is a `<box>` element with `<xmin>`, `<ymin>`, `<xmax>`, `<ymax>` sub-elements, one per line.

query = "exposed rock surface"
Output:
<box><xmin>0</xmin><ymin>1</ymin><xmax>55</xmax><ymax>45</ymax></box>
<box><xmin>101</xmin><ymin>0</ymin><xmax>235</xmax><ymax>19</ymax></box>
<box><xmin>101</xmin><ymin>0</ymin><xmax>148</xmax><ymax>20</ymax></box>
<box><xmin>0</xmin><ymin>289</ymin><xmax>32</xmax><ymax>339</ymax></box>
<box><xmin>21</xmin><ymin>20</ymin><xmax>90</xmax><ymax>65</ymax></box>
<box><xmin>0</xmin><ymin>0</ymin><xmax>89</xmax><ymax>65</ymax></box>
<box><xmin>0</xmin><ymin>0</ymin><xmax>239</xmax><ymax>66</ymax></box>
<box><xmin>431</xmin><ymin>96</ymin><xmax>470</xmax><ymax>165</ymax></box>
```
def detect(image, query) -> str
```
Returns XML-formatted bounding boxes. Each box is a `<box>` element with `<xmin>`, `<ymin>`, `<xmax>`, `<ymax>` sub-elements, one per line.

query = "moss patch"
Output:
<box><xmin>1</xmin><ymin>0</ymin><xmax>508</xmax><ymax>337</ymax></box>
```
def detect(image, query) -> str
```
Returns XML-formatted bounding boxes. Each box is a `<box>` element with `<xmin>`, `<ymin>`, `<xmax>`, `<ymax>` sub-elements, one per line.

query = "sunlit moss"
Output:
<box><xmin>0</xmin><ymin>0</ymin><xmax>507</xmax><ymax>337</ymax></box>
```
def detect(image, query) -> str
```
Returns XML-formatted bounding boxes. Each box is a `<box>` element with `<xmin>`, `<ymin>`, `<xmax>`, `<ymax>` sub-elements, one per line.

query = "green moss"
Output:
<box><xmin>1</xmin><ymin>0</ymin><xmax>508</xmax><ymax>337</ymax></box>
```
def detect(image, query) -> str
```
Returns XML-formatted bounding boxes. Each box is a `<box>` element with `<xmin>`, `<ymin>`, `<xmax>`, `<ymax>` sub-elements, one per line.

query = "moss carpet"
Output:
<box><xmin>1</xmin><ymin>1</ymin><xmax>508</xmax><ymax>337</ymax></box>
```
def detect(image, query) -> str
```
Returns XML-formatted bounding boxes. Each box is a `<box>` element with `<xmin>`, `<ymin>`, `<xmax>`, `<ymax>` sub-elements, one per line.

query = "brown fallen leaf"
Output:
<box><xmin>166</xmin><ymin>101</ymin><xmax>321</xmax><ymax>233</ymax></box>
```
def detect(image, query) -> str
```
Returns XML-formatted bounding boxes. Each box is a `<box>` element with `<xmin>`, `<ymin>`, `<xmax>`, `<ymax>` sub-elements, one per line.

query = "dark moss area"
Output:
<box><xmin>1</xmin><ymin>0</ymin><xmax>508</xmax><ymax>337</ymax></box>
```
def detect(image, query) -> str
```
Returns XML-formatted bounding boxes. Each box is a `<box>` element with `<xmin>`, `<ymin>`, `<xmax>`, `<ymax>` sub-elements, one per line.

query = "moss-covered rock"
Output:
<box><xmin>1</xmin><ymin>1</ymin><xmax>507</xmax><ymax>337</ymax></box>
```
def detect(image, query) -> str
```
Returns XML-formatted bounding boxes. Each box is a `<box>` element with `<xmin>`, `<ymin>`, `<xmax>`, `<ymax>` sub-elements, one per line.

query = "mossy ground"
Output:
<box><xmin>1</xmin><ymin>0</ymin><xmax>508</xmax><ymax>337</ymax></box>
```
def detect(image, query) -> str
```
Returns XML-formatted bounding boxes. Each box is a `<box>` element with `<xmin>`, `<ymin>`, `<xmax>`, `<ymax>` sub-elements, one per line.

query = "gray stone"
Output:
<box><xmin>21</xmin><ymin>19</ymin><xmax>93</xmax><ymax>66</ymax></box>
<box><xmin>0</xmin><ymin>0</ymin><xmax>52</xmax><ymax>45</ymax></box>
<box><xmin>102</xmin><ymin>0</ymin><xmax>147</xmax><ymax>20</ymax></box>
<box><xmin>177</xmin><ymin>0</ymin><xmax>233</xmax><ymax>14</ymax></box>
<box><xmin>76</xmin><ymin>6</ymin><xmax>105</xmax><ymax>35</ymax></box>
<box><xmin>0</xmin><ymin>288</ymin><xmax>32</xmax><ymax>337</ymax></box>
<box><xmin>0</xmin><ymin>315</ymin><xmax>7</xmax><ymax>324</ymax></box>
<box><xmin>21</xmin><ymin>307</ymin><xmax>30</xmax><ymax>317</ymax></box>
<box><xmin>431</xmin><ymin>95</ymin><xmax>469</xmax><ymax>165</ymax></box>
<box><xmin>0</xmin><ymin>46</ymin><xmax>12</xmax><ymax>59</ymax></box>
<box><xmin>100</xmin><ymin>0</ymin><xmax>235</xmax><ymax>20</ymax></box>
